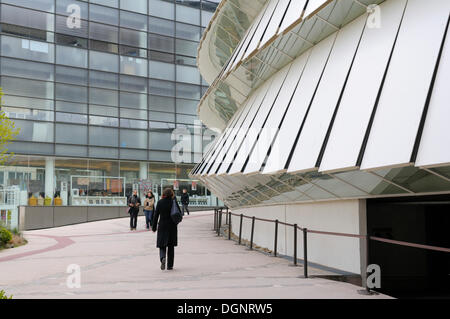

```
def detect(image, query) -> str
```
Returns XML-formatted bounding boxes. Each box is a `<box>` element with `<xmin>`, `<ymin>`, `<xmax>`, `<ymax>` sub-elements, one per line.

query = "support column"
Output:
<box><xmin>45</xmin><ymin>157</ymin><xmax>55</xmax><ymax>199</ymax></box>
<box><xmin>359</xmin><ymin>199</ymin><xmax>368</xmax><ymax>288</ymax></box>
<box><xmin>139</xmin><ymin>162</ymin><xmax>148</xmax><ymax>180</ymax></box>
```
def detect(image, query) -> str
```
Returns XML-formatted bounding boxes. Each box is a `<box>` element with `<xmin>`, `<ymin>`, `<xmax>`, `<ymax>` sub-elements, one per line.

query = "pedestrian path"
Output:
<box><xmin>0</xmin><ymin>211</ymin><xmax>391</xmax><ymax>299</ymax></box>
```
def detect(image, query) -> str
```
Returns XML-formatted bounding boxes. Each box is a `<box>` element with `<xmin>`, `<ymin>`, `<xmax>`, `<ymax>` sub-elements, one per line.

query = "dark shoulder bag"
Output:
<box><xmin>170</xmin><ymin>199</ymin><xmax>183</xmax><ymax>225</ymax></box>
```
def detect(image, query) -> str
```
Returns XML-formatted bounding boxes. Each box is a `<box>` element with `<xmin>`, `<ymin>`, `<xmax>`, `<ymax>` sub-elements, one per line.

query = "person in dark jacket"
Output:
<box><xmin>127</xmin><ymin>189</ymin><xmax>141</xmax><ymax>231</ymax></box>
<box><xmin>152</xmin><ymin>188</ymin><xmax>180</xmax><ymax>270</ymax></box>
<box><xmin>180</xmin><ymin>188</ymin><xmax>190</xmax><ymax>215</ymax></box>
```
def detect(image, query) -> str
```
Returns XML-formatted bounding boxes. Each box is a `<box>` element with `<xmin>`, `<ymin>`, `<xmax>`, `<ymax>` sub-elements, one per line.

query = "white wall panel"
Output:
<box><xmin>319</xmin><ymin>0</ymin><xmax>407</xmax><ymax>173</ymax></box>
<box><xmin>361</xmin><ymin>0</ymin><xmax>450</xmax><ymax>170</ymax></box>
<box><xmin>242</xmin><ymin>0</ymin><xmax>280</xmax><ymax>61</ymax></box>
<box><xmin>205</xmin><ymin>93</ymin><xmax>259</xmax><ymax>176</ymax></box>
<box><xmin>279</xmin><ymin>0</ymin><xmax>307</xmax><ymax>33</ymax></box>
<box><xmin>304</xmin><ymin>0</ymin><xmax>327</xmax><ymax>18</ymax></box>
<box><xmin>228</xmin><ymin>64</ymin><xmax>291</xmax><ymax>175</ymax></box>
<box><xmin>416</xmin><ymin>21</ymin><xmax>450</xmax><ymax>168</ymax></box>
<box><xmin>216</xmin><ymin>79</ymin><xmax>276</xmax><ymax>176</ymax></box>
<box><xmin>263</xmin><ymin>33</ymin><xmax>336</xmax><ymax>175</ymax></box>
<box><xmin>288</xmin><ymin>15</ymin><xmax>366</xmax><ymax>174</ymax></box>
<box><xmin>260</xmin><ymin>0</ymin><xmax>292</xmax><ymax>47</ymax></box>
<box><xmin>243</xmin><ymin>51</ymin><xmax>310</xmax><ymax>175</ymax></box>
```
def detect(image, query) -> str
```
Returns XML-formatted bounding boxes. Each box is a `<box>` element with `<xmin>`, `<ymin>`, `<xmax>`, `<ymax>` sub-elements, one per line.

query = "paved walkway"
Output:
<box><xmin>0</xmin><ymin>211</ymin><xmax>391</xmax><ymax>299</ymax></box>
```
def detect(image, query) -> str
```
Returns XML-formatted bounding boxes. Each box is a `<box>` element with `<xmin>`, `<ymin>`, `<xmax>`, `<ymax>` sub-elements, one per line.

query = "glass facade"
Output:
<box><xmin>0</xmin><ymin>0</ymin><xmax>221</xmax><ymax>206</ymax></box>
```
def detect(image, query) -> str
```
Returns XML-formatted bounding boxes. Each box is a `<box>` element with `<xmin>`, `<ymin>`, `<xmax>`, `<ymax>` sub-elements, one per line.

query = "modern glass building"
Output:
<box><xmin>193</xmin><ymin>0</ymin><xmax>450</xmax><ymax>296</ymax></box>
<box><xmin>0</xmin><ymin>0</ymin><xmax>222</xmax><ymax>207</ymax></box>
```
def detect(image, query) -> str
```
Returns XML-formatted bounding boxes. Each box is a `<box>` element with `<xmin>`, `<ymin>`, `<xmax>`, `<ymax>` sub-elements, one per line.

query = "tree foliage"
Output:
<box><xmin>0</xmin><ymin>88</ymin><xmax>20</xmax><ymax>165</ymax></box>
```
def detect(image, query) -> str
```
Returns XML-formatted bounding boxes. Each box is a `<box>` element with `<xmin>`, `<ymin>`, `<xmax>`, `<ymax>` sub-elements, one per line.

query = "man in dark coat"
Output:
<box><xmin>127</xmin><ymin>189</ymin><xmax>141</xmax><ymax>231</ymax></box>
<box><xmin>180</xmin><ymin>188</ymin><xmax>190</xmax><ymax>215</ymax></box>
<box><xmin>152</xmin><ymin>188</ymin><xmax>180</xmax><ymax>270</ymax></box>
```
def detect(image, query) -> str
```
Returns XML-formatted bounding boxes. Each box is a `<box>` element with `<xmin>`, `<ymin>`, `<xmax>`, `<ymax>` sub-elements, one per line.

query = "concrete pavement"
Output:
<box><xmin>0</xmin><ymin>211</ymin><xmax>392</xmax><ymax>299</ymax></box>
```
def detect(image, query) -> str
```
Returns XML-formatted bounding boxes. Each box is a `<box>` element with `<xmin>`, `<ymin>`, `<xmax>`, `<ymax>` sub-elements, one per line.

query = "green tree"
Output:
<box><xmin>0</xmin><ymin>88</ymin><xmax>20</xmax><ymax>164</ymax></box>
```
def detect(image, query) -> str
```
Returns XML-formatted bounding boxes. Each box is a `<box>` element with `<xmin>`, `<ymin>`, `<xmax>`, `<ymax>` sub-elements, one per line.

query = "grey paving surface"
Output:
<box><xmin>0</xmin><ymin>211</ymin><xmax>392</xmax><ymax>299</ymax></box>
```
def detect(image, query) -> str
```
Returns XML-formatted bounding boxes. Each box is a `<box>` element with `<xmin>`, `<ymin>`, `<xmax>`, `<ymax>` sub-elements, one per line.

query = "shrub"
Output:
<box><xmin>0</xmin><ymin>227</ymin><xmax>12</xmax><ymax>246</ymax></box>
<box><xmin>0</xmin><ymin>290</ymin><xmax>13</xmax><ymax>299</ymax></box>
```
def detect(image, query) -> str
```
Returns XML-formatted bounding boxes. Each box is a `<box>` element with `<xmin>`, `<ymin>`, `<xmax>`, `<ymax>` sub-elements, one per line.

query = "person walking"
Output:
<box><xmin>143</xmin><ymin>191</ymin><xmax>155</xmax><ymax>230</ymax></box>
<box><xmin>180</xmin><ymin>188</ymin><xmax>190</xmax><ymax>216</ymax></box>
<box><xmin>152</xmin><ymin>188</ymin><xmax>181</xmax><ymax>270</ymax></box>
<box><xmin>127</xmin><ymin>189</ymin><xmax>141</xmax><ymax>231</ymax></box>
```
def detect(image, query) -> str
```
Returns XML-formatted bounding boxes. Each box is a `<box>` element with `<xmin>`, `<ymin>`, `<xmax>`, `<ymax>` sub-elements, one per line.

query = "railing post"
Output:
<box><xmin>303</xmin><ymin>228</ymin><xmax>308</xmax><ymax>278</ymax></box>
<box><xmin>217</xmin><ymin>209</ymin><xmax>222</xmax><ymax>236</ymax></box>
<box><xmin>294</xmin><ymin>224</ymin><xmax>298</xmax><ymax>266</ymax></box>
<box><xmin>273</xmin><ymin>219</ymin><xmax>278</xmax><ymax>257</ymax></box>
<box><xmin>366</xmin><ymin>234</ymin><xmax>371</xmax><ymax>294</ymax></box>
<box><xmin>238</xmin><ymin>214</ymin><xmax>243</xmax><ymax>245</ymax></box>
<box><xmin>213</xmin><ymin>209</ymin><xmax>217</xmax><ymax>231</ymax></box>
<box><xmin>228</xmin><ymin>214</ymin><xmax>231</xmax><ymax>240</ymax></box>
<box><xmin>249</xmin><ymin>216</ymin><xmax>255</xmax><ymax>250</ymax></box>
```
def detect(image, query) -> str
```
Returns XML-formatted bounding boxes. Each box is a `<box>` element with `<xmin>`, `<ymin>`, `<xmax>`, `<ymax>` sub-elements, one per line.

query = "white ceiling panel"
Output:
<box><xmin>360</xmin><ymin>0</ymin><xmax>450</xmax><ymax>170</ymax></box>
<box><xmin>416</xmin><ymin>20</ymin><xmax>450</xmax><ymax>168</ymax></box>
<box><xmin>242</xmin><ymin>0</ymin><xmax>281</xmax><ymax>61</ymax></box>
<box><xmin>243</xmin><ymin>51</ymin><xmax>310</xmax><ymax>175</ymax></box>
<box><xmin>319</xmin><ymin>0</ymin><xmax>407</xmax><ymax>173</ymax></box>
<box><xmin>288</xmin><ymin>14</ymin><xmax>367</xmax><ymax>174</ymax></box>
<box><xmin>262</xmin><ymin>33</ymin><xmax>336</xmax><ymax>175</ymax></box>
<box><xmin>215</xmin><ymin>79</ymin><xmax>276</xmax><ymax>176</ymax></box>
<box><xmin>228</xmin><ymin>65</ymin><xmax>291</xmax><ymax>175</ymax></box>
<box><xmin>279</xmin><ymin>0</ymin><xmax>307</xmax><ymax>33</ymax></box>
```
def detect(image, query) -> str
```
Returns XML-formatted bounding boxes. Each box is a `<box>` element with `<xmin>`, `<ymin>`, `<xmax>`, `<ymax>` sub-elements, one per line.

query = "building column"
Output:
<box><xmin>139</xmin><ymin>162</ymin><xmax>148</xmax><ymax>180</ymax></box>
<box><xmin>45</xmin><ymin>157</ymin><xmax>55</xmax><ymax>198</ymax></box>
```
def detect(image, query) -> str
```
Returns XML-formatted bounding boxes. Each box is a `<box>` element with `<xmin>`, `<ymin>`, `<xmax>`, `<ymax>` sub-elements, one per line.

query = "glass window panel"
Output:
<box><xmin>89</xmin><ymin>88</ymin><xmax>118</xmax><ymax>106</ymax></box>
<box><xmin>1</xmin><ymin>35</ymin><xmax>54</xmax><ymax>63</ymax></box>
<box><xmin>1</xmin><ymin>76</ymin><xmax>53</xmax><ymax>99</ymax></box>
<box><xmin>15</xmin><ymin>120</ymin><xmax>54</xmax><ymax>143</ymax></box>
<box><xmin>89</xmin><ymin>115</ymin><xmax>119</xmax><ymax>127</ymax></box>
<box><xmin>89</xmin><ymin>105</ymin><xmax>118</xmax><ymax>117</ymax></box>
<box><xmin>149</xmin><ymin>79</ymin><xmax>175</xmax><ymax>96</ymax></box>
<box><xmin>149</xmin><ymin>95</ymin><xmax>175</xmax><ymax>112</ymax></box>
<box><xmin>89</xmin><ymin>147</ymin><xmax>119</xmax><ymax>159</ymax></box>
<box><xmin>149</xmin><ymin>131</ymin><xmax>174</xmax><ymax>151</ymax></box>
<box><xmin>149</xmin><ymin>50</ymin><xmax>174</xmax><ymax>63</ymax></box>
<box><xmin>149</xmin><ymin>121</ymin><xmax>175</xmax><ymax>129</ymax></box>
<box><xmin>120</xmin><ymin>0</ymin><xmax>147</xmax><ymax>13</ymax></box>
<box><xmin>176</xmin><ymin>64</ymin><xmax>200</xmax><ymax>84</ymax></box>
<box><xmin>201</xmin><ymin>10</ymin><xmax>214</xmax><ymax>27</ymax></box>
<box><xmin>120</xmin><ymin>28</ymin><xmax>147</xmax><ymax>48</ymax></box>
<box><xmin>55</xmin><ymin>15</ymin><xmax>88</xmax><ymax>38</ymax></box>
<box><xmin>55</xmin><ymin>144</ymin><xmax>88</xmax><ymax>157</ymax></box>
<box><xmin>55</xmin><ymin>112</ymin><xmax>88</xmax><ymax>124</ymax></box>
<box><xmin>148</xmin><ymin>17</ymin><xmax>174</xmax><ymax>36</ymax></box>
<box><xmin>120</xmin><ymin>148</ymin><xmax>147</xmax><ymax>160</ymax></box>
<box><xmin>120</xmin><ymin>11</ymin><xmax>147</xmax><ymax>31</ymax></box>
<box><xmin>149</xmin><ymin>0</ymin><xmax>174</xmax><ymax>20</ymax></box>
<box><xmin>150</xmin><ymin>111</ymin><xmax>175</xmax><ymax>122</ymax></box>
<box><xmin>1</xmin><ymin>4</ymin><xmax>54</xmax><ymax>31</ymax></box>
<box><xmin>119</xmin><ymin>75</ymin><xmax>147</xmax><ymax>93</ymax></box>
<box><xmin>2</xmin><ymin>0</ymin><xmax>54</xmax><ymax>12</ymax></box>
<box><xmin>1</xmin><ymin>57</ymin><xmax>53</xmax><ymax>81</ymax></box>
<box><xmin>176</xmin><ymin>55</ymin><xmax>197</xmax><ymax>66</ymax></box>
<box><xmin>3</xmin><ymin>107</ymin><xmax>54</xmax><ymax>122</ymax></box>
<box><xmin>55</xmin><ymin>66</ymin><xmax>88</xmax><ymax>86</ymax></box>
<box><xmin>120</xmin><ymin>129</ymin><xmax>148</xmax><ymax>149</ymax></box>
<box><xmin>89</xmin><ymin>39</ymin><xmax>118</xmax><ymax>54</ymax></box>
<box><xmin>119</xmin><ymin>92</ymin><xmax>147</xmax><ymax>109</ymax></box>
<box><xmin>55</xmin><ymin>123</ymin><xmax>87</xmax><ymax>144</ymax></box>
<box><xmin>176</xmin><ymin>114</ymin><xmax>197</xmax><ymax>125</ymax></box>
<box><xmin>89</xmin><ymin>51</ymin><xmax>119</xmax><ymax>72</ymax></box>
<box><xmin>56</xmin><ymin>101</ymin><xmax>87</xmax><ymax>114</ymax></box>
<box><xmin>3</xmin><ymin>95</ymin><xmax>54</xmax><ymax>111</ymax></box>
<box><xmin>176</xmin><ymin>98</ymin><xmax>198</xmax><ymax>114</ymax></box>
<box><xmin>149</xmin><ymin>60</ymin><xmax>175</xmax><ymax>81</ymax></box>
<box><xmin>8</xmin><ymin>141</ymin><xmax>53</xmax><ymax>156</ymax></box>
<box><xmin>120</xmin><ymin>108</ymin><xmax>147</xmax><ymax>119</ymax></box>
<box><xmin>119</xmin><ymin>45</ymin><xmax>147</xmax><ymax>58</ymax></box>
<box><xmin>55</xmin><ymin>83</ymin><xmax>87</xmax><ymax>103</ymax></box>
<box><xmin>90</xmin><ymin>0</ymin><xmax>118</xmax><ymax>7</ymax></box>
<box><xmin>56</xmin><ymin>0</ymin><xmax>88</xmax><ymax>17</ymax></box>
<box><xmin>89</xmin><ymin>22</ymin><xmax>118</xmax><ymax>43</ymax></box>
<box><xmin>176</xmin><ymin>83</ymin><xmax>200</xmax><ymax>99</ymax></box>
<box><xmin>148</xmin><ymin>150</ymin><xmax>171</xmax><ymax>161</ymax></box>
<box><xmin>149</xmin><ymin>34</ymin><xmax>174</xmax><ymax>53</ymax></box>
<box><xmin>176</xmin><ymin>4</ymin><xmax>200</xmax><ymax>25</ymax></box>
<box><xmin>176</xmin><ymin>22</ymin><xmax>200</xmax><ymax>41</ymax></box>
<box><xmin>430</xmin><ymin>167</ymin><xmax>450</xmax><ymax>180</ymax></box>
<box><xmin>89</xmin><ymin>70</ymin><xmax>118</xmax><ymax>89</ymax></box>
<box><xmin>120</xmin><ymin>56</ymin><xmax>148</xmax><ymax>77</ymax></box>
<box><xmin>175</xmin><ymin>38</ymin><xmax>198</xmax><ymax>57</ymax></box>
<box><xmin>56</xmin><ymin>45</ymin><xmax>88</xmax><ymax>68</ymax></box>
<box><xmin>89</xmin><ymin>4</ymin><xmax>119</xmax><ymax>25</ymax></box>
